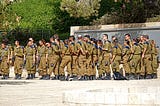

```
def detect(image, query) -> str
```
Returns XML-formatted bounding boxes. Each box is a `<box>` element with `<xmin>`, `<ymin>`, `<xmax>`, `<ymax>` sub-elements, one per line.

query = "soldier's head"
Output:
<box><xmin>1</xmin><ymin>43</ymin><xmax>6</xmax><ymax>49</ymax></box>
<box><xmin>77</xmin><ymin>35</ymin><xmax>82</xmax><ymax>40</ymax></box>
<box><xmin>46</xmin><ymin>43</ymin><xmax>51</xmax><ymax>47</ymax></box>
<box><xmin>102</xmin><ymin>34</ymin><xmax>108</xmax><ymax>41</ymax></box>
<box><xmin>29</xmin><ymin>38</ymin><xmax>34</xmax><ymax>44</ymax></box>
<box><xmin>50</xmin><ymin>36</ymin><xmax>55</xmax><ymax>43</ymax></box>
<box><xmin>140</xmin><ymin>35</ymin><xmax>144</xmax><ymax>42</ymax></box>
<box><xmin>15</xmin><ymin>40</ymin><xmax>20</xmax><ymax>46</ymax></box>
<box><xmin>112</xmin><ymin>36</ymin><xmax>116</xmax><ymax>42</ymax></box>
<box><xmin>64</xmin><ymin>39</ymin><xmax>69</xmax><ymax>45</ymax></box>
<box><xmin>69</xmin><ymin>36</ymin><xmax>75</xmax><ymax>42</ymax></box>
<box><xmin>125</xmin><ymin>33</ymin><xmax>131</xmax><ymax>41</ymax></box>
<box><xmin>84</xmin><ymin>35</ymin><xmax>90</xmax><ymax>42</ymax></box>
<box><xmin>39</xmin><ymin>39</ymin><xmax>45</xmax><ymax>46</ymax></box>
<box><xmin>27</xmin><ymin>41</ymin><xmax>32</xmax><ymax>46</ymax></box>
<box><xmin>91</xmin><ymin>38</ymin><xmax>97</xmax><ymax>44</ymax></box>
<box><xmin>97</xmin><ymin>40</ymin><xmax>103</xmax><ymax>46</ymax></box>
<box><xmin>54</xmin><ymin>34</ymin><xmax>59</xmax><ymax>40</ymax></box>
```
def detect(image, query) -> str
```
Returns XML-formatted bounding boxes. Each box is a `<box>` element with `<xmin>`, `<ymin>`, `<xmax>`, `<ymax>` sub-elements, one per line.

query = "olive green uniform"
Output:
<box><xmin>122</xmin><ymin>46</ymin><xmax>131</xmax><ymax>74</ymax></box>
<box><xmin>85</xmin><ymin>42</ymin><xmax>92</xmax><ymax>76</ymax></box>
<box><xmin>0</xmin><ymin>47</ymin><xmax>10</xmax><ymax>77</ymax></box>
<box><xmin>69</xmin><ymin>42</ymin><xmax>78</xmax><ymax>75</ymax></box>
<box><xmin>47</xmin><ymin>43</ymin><xmax>60</xmax><ymax>76</ymax></box>
<box><xmin>59</xmin><ymin>44</ymin><xmax>71</xmax><ymax>76</ymax></box>
<box><xmin>100</xmin><ymin>40</ymin><xmax>111</xmax><ymax>75</ymax></box>
<box><xmin>90</xmin><ymin>44</ymin><xmax>98</xmax><ymax>76</ymax></box>
<box><xmin>14</xmin><ymin>46</ymin><xmax>24</xmax><ymax>77</ymax></box>
<box><xmin>77</xmin><ymin>40</ymin><xmax>87</xmax><ymax>76</ymax></box>
<box><xmin>111</xmin><ymin>43</ymin><xmax>122</xmax><ymax>72</ymax></box>
<box><xmin>143</xmin><ymin>41</ymin><xmax>153</xmax><ymax>75</ymax></box>
<box><xmin>130</xmin><ymin>43</ymin><xmax>142</xmax><ymax>74</ymax></box>
<box><xmin>37</xmin><ymin>45</ymin><xmax>47</xmax><ymax>76</ymax></box>
<box><xmin>24</xmin><ymin>45</ymin><xmax>36</xmax><ymax>75</ymax></box>
<box><xmin>151</xmin><ymin>44</ymin><xmax>158</xmax><ymax>74</ymax></box>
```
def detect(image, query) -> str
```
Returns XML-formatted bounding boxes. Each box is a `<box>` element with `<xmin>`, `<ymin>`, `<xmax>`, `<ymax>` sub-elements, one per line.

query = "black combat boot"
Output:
<box><xmin>30</xmin><ymin>74</ymin><xmax>34</xmax><ymax>79</ymax></box>
<box><xmin>17</xmin><ymin>74</ymin><xmax>22</xmax><ymax>80</ymax></box>
<box><xmin>14</xmin><ymin>74</ymin><xmax>18</xmax><ymax>79</ymax></box>
<box><xmin>39</xmin><ymin>75</ymin><xmax>44</xmax><ymax>80</ymax></box>
<box><xmin>1</xmin><ymin>75</ymin><xmax>5</xmax><ymax>79</ymax></box>
<box><xmin>145</xmin><ymin>74</ymin><xmax>152</xmax><ymax>79</ymax></box>
<box><xmin>152</xmin><ymin>73</ymin><xmax>157</xmax><ymax>79</ymax></box>
<box><xmin>26</xmin><ymin>74</ymin><xmax>31</xmax><ymax>80</ymax></box>
<box><xmin>45</xmin><ymin>74</ymin><xmax>50</xmax><ymax>80</ymax></box>
<box><xmin>5</xmin><ymin>75</ymin><xmax>9</xmax><ymax>80</ymax></box>
<box><xmin>105</xmin><ymin>74</ymin><xmax>111</xmax><ymax>80</ymax></box>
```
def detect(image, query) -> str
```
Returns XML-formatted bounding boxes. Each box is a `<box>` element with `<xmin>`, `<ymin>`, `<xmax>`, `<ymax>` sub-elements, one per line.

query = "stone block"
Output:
<box><xmin>104</xmin><ymin>93</ymin><xmax>116</xmax><ymax>104</ymax></box>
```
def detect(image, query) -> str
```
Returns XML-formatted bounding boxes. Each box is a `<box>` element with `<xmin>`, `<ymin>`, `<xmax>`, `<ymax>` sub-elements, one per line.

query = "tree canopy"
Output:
<box><xmin>0</xmin><ymin>0</ymin><xmax>160</xmax><ymax>42</ymax></box>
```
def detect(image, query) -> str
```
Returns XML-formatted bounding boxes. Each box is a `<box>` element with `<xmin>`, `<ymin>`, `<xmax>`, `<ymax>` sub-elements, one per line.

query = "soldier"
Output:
<box><xmin>142</xmin><ymin>35</ymin><xmax>153</xmax><ymax>79</ymax></box>
<box><xmin>0</xmin><ymin>43</ymin><xmax>10</xmax><ymax>79</ymax></box>
<box><xmin>84</xmin><ymin>35</ymin><xmax>92</xmax><ymax>80</ymax></box>
<box><xmin>97</xmin><ymin>40</ymin><xmax>103</xmax><ymax>79</ymax></box>
<box><xmin>28</xmin><ymin>38</ymin><xmax>37</xmax><ymax>78</ymax></box>
<box><xmin>59</xmin><ymin>39</ymin><xmax>72</xmax><ymax>81</ymax></box>
<box><xmin>53</xmin><ymin>36</ymin><xmax>64</xmax><ymax>80</ymax></box>
<box><xmin>129</xmin><ymin>39</ymin><xmax>142</xmax><ymax>79</ymax></box>
<box><xmin>76</xmin><ymin>35</ymin><xmax>87</xmax><ymax>80</ymax></box>
<box><xmin>110</xmin><ymin>38</ymin><xmax>123</xmax><ymax>78</ymax></box>
<box><xmin>24</xmin><ymin>41</ymin><xmax>36</xmax><ymax>79</ymax></box>
<box><xmin>122</xmin><ymin>40</ymin><xmax>131</xmax><ymax>79</ymax></box>
<box><xmin>37</xmin><ymin>39</ymin><xmax>47</xmax><ymax>80</ymax></box>
<box><xmin>100</xmin><ymin>34</ymin><xmax>112</xmax><ymax>80</ymax></box>
<box><xmin>13</xmin><ymin>40</ymin><xmax>24</xmax><ymax>79</ymax></box>
<box><xmin>90</xmin><ymin>38</ymin><xmax>98</xmax><ymax>80</ymax></box>
<box><xmin>150</xmin><ymin>40</ymin><xmax>158</xmax><ymax>79</ymax></box>
<box><xmin>68</xmin><ymin>36</ymin><xmax>79</xmax><ymax>80</ymax></box>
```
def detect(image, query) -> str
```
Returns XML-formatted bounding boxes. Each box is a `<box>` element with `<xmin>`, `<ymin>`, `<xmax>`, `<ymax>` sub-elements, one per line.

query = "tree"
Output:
<box><xmin>60</xmin><ymin>0</ymin><xmax>101</xmax><ymax>19</ymax></box>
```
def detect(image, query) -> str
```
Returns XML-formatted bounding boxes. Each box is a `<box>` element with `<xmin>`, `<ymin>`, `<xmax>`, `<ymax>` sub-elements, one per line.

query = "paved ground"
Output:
<box><xmin>0</xmin><ymin>66</ymin><xmax>160</xmax><ymax>106</ymax></box>
<box><xmin>1</xmin><ymin>79</ymin><xmax>160</xmax><ymax>106</ymax></box>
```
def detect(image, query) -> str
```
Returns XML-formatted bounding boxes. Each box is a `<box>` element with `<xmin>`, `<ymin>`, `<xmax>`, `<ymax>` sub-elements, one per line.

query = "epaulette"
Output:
<box><xmin>65</xmin><ymin>44</ymin><xmax>68</xmax><ymax>48</ymax></box>
<box><xmin>134</xmin><ymin>43</ymin><xmax>138</xmax><ymax>46</ymax></box>
<box><xmin>107</xmin><ymin>40</ymin><xmax>111</xmax><ymax>43</ymax></box>
<box><xmin>30</xmin><ymin>45</ymin><xmax>34</xmax><ymax>48</ymax></box>
<box><xmin>71</xmin><ymin>42</ymin><xmax>75</xmax><ymax>45</ymax></box>
<box><xmin>77</xmin><ymin>41</ymin><xmax>82</xmax><ymax>46</ymax></box>
<box><xmin>20</xmin><ymin>46</ymin><xmax>24</xmax><ymax>49</ymax></box>
<box><xmin>125</xmin><ymin>46</ymin><xmax>130</xmax><ymax>49</ymax></box>
<box><xmin>114</xmin><ymin>46</ymin><xmax>118</xmax><ymax>49</ymax></box>
<box><xmin>93</xmin><ymin>44</ymin><xmax>98</xmax><ymax>49</ymax></box>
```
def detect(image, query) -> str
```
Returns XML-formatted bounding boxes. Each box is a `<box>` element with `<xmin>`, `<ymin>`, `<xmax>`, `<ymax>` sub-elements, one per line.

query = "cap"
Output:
<box><xmin>77</xmin><ymin>35</ymin><xmax>82</xmax><ymax>38</ymax></box>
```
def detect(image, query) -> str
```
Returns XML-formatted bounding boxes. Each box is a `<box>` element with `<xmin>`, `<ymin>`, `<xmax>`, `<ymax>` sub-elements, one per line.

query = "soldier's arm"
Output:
<box><xmin>142</xmin><ymin>44</ymin><xmax>147</xmax><ymax>58</ymax></box>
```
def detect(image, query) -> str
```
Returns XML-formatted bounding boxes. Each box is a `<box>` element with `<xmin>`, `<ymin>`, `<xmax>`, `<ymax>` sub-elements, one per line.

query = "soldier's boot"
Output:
<box><xmin>139</xmin><ymin>75</ymin><xmax>145</xmax><ymax>79</ymax></box>
<box><xmin>5</xmin><ymin>75</ymin><xmax>9</xmax><ymax>80</ymax></box>
<box><xmin>129</xmin><ymin>73</ymin><xmax>136</xmax><ymax>80</ymax></box>
<box><xmin>17</xmin><ymin>74</ymin><xmax>22</xmax><ymax>80</ymax></box>
<box><xmin>60</xmin><ymin>75</ymin><xmax>65</xmax><ymax>81</ymax></box>
<box><xmin>39</xmin><ymin>75</ymin><xmax>44</xmax><ymax>80</ymax></box>
<box><xmin>30</xmin><ymin>74</ymin><xmax>34</xmax><ymax>79</ymax></box>
<box><xmin>125</xmin><ymin>73</ymin><xmax>130</xmax><ymax>80</ymax></box>
<box><xmin>26</xmin><ymin>74</ymin><xmax>31</xmax><ymax>80</ymax></box>
<box><xmin>32</xmin><ymin>74</ymin><xmax>36</xmax><ymax>78</ymax></box>
<box><xmin>1</xmin><ymin>75</ymin><xmax>5</xmax><ymax>79</ymax></box>
<box><xmin>45</xmin><ymin>74</ymin><xmax>50</xmax><ymax>80</ymax></box>
<box><xmin>105</xmin><ymin>74</ymin><xmax>111</xmax><ymax>80</ymax></box>
<box><xmin>79</xmin><ymin>76</ymin><xmax>84</xmax><ymax>81</ymax></box>
<box><xmin>14</xmin><ymin>74</ymin><xmax>18</xmax><ymax>79</ymax></box>
<box><xmin>152</xmin><ymin>73</ymin><xmax>157</xmax><ymax>79</ymax></box>
<box><xmin>91</xmin><ymin>75</ymin><xmax>96</xmax><ymax>80</ymax></box>
<box><xmin>145</xmin><ymin>74</ymin><xmax>152</xmax><ymax>79</ymax></box>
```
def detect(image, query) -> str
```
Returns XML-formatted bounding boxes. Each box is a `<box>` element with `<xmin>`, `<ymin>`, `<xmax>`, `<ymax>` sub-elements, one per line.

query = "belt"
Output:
<box><xmin>134</xmin><ymin>54</ymin><xmax>141</xmax><ymax>55</ymax></box>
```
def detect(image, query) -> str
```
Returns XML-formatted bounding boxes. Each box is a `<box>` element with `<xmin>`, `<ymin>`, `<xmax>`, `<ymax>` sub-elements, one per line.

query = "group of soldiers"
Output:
<box><xmin>0</xmin><ymin>34</ymin><xmax>159</xmax><ymax>81</ymax></box>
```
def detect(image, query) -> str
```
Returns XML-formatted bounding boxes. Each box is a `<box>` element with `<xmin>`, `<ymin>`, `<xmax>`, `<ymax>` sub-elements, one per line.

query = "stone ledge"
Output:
<box><xmin>63</xmin><ymin>87</ymin><xmax>160</xmax><ymax>106</ymax></box>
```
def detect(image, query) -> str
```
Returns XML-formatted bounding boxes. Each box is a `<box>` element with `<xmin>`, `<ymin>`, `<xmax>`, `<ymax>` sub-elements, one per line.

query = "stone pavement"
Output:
<box><xmin>0</xmin><ymin>66</ymin><xmax>160</xmax><ymax>106</ymax></box>
<box><xmin>1</xmin><ymin>79</ymin><xmax>160</xmax><ymax>106</ymax></box>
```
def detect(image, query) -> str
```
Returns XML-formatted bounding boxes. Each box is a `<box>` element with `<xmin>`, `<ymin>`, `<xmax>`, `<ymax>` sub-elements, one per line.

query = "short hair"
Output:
<box><xmin>125</xmin><ymin>33</ymin><xmax>131</xmax><ymax>37</ymax></box>
<box><xmin>84</xmin><ymin>35</ymin><xmax>90</xmax><ymax>39</ymax></box>
<box><xmin>103</xmin><ymin>34</ymin><xmax>108</xmax><ymax>38</ymax></box>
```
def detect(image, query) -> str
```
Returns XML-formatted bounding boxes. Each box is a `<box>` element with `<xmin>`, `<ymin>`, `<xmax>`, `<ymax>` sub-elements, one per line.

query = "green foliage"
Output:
<box><xmin>60</xmin><ymin>0</ymin><xmax>101</xmax><ymax>19</ymax></box>
<box><xmin>8</xmin><ymin>0</ymin><xmax>53</xmax><ymax>31</ymax></box>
